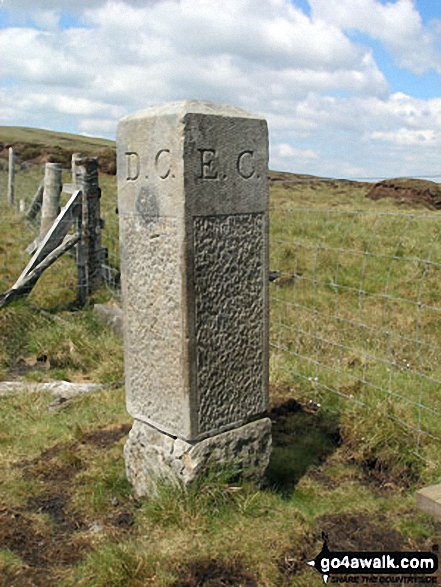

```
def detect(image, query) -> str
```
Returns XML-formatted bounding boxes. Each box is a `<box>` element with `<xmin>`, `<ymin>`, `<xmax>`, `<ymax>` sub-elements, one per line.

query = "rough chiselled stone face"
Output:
<box><xmin>124</xmin><ymin>418</ymin><xmax>273</xmax><ymax>497</ymax></box>
<box><xmin>117</xmin><ymin>101</ymin><xmax>269</xmax><ymax>442</ymax></box>
<box><xmin>193</xmin><ymin>214</ymin><xmax>266</xmax><ymax>434</ymax></box>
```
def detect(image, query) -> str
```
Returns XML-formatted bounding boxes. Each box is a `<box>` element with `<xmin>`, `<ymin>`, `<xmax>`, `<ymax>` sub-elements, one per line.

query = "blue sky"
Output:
<box><xmin>0</xmin><ymin>0</ymin><xmax>440</xmax><ymax>180</ymax></box>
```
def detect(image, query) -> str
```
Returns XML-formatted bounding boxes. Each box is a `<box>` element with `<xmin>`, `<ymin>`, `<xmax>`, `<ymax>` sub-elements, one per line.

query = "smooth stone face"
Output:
<box><xmin>117</xmin><ymin>101</ymin><xmax>269</xmax><ymax>442</ymax></box>
<box><xmin>124</xmin><ymin>417</ymin><xmax>272</xmax><ymax>497</ymax></box>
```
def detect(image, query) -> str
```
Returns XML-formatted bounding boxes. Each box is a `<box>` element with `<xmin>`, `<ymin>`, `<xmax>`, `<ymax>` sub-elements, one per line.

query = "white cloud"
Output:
<box><xmin>78</xmin><ymin>118</ymin><xmax>119</xmax><ymax>136</ymax></box>
<box><xmin>371</xmin><ymin>129</ymin><xmax>437</xmax><ymax>146</ymax></box>
<box><xmin>274</xmin><ymin>143</ymin><xmax>318</xmax><ymax>159</ymax></box>
<box><xmin>310</xmin><ymin>0</ymin><xmax>441</xmax><ymax>74</ymax></box>
<box><xmin>0</xmin><ymin>28</ymin><xmax>93</xmax><ymax>85</ymax></box>
<box><xmin>0</xmin><ymin>0</ymin><xmax>390</xmax><ymax>141</ymax></box>
<box><xmin>0</xmin><ymin>0</ymin><xmax>440</xmax><ymax>179</ymax></box>
<box><xmin>1</xmin><ymin>0</ymin><xmax>159</xmax><ymax>13</ymax></box>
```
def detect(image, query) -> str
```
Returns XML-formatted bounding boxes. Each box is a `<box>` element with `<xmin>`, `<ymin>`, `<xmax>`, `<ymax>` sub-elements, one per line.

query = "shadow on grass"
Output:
<box><xmin>266</xmin><ymin>399</ymin><xmax>341</xmax><ymax>494</ymax></box>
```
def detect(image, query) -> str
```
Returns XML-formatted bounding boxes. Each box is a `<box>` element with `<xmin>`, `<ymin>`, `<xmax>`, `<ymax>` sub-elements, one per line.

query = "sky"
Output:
<box><xmin>0</xmin><ymin>0</ymin><xmax>440</xmax><ymax>180</ymax></box>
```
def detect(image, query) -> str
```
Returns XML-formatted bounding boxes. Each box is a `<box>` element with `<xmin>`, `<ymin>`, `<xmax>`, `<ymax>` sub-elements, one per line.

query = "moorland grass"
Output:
<box><xmin>0</xmin><ymin>158</ymin><xmax>440</xmax><ymax>585</ymax></box>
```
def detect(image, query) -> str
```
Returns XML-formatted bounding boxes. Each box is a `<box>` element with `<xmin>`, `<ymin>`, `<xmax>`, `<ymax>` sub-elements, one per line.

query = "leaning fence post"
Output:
<box><xmin>8</xmin><ymin>147</ymin><xmax>15</xmax><ymax>206</ymax></box>
<box><xmin>72</xmin><ymin>154</ymin><xmax>103</xmax><ymax>302</ymax></box>
<box><xmin>25</xmin><ymin>181</ymin><xmax>44</xmax><ymax>222</ymax></box>
<box><xmin>40</xmin><ymin>163</ymin><xmax>62</xmax><ymax>240</ymax></box>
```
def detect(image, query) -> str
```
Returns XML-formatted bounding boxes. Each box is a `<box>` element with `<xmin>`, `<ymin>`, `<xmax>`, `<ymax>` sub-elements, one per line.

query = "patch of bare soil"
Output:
<box><xmin>266</xmin><ymin>397</ymin><xmax>341</xmax><ymax>491</ymax></box>
<box><xmin>21</xmin><ymin>423</ymin><xmax>131</xmax><ymax>483</ymax></box>
<box><xmin>8</xmin><ymin>355</ymin><xmax>50</xmax><ymax>379</ymax></box>
<box><xmin>27</xmin><ymin>494</ymin><xmax>84</xmax><ymax>532</ymax></box>
<box><xmin>0</xmin><ymin>508</ymin><xmax>87</xmax><ymax>569</ymax></box>
<box><xmin>361</xmin><ymin>456</ymin><xmax>420</xmax><ymax>491</ymax></box>
<box><xmin>111</xmin><ymin>510</ymin><xmax>135</xmax><ymax>529</ymax></box>
<box><xmin>318</xmin><ymin>513</ymin><xmax>410</xmax><ymax>551</ymax></box>
<box><xmin>268</xmin><ymin>386</ymin><xmax>418</xmax><ymax>493</ymax></box>
<box><xmin>172</xmin><ymin>557</ymin><xmax>258</xmax><ymax>587</ymax></box>
<box><xmin>79</xmin><ymin>423</ymin><xmax>131</xmax><ymax>448</ymax></box>
<box><xmin>278</xmin><ymin>531</ymin><xmax>316</xmax><ymax>585</ymax></box>
<box><xmin>1</xmin><ymin>424</ymin><xmax>133</xmax><ymax>585</ymax></box>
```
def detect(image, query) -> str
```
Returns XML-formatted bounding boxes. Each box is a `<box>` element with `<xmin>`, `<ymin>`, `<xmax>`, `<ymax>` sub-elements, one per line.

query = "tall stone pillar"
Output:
<box><xmin>117</xmin><ymin>101</ymin><xmax>271</xmax><ymax>496</ymax></box>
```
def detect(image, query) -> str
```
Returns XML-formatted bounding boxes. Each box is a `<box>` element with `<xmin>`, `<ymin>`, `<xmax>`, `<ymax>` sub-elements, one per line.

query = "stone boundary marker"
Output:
<box><xmin>117</xmin><ymin>101</ymin><xmax>271</xmax><ymax>496</ymax></box>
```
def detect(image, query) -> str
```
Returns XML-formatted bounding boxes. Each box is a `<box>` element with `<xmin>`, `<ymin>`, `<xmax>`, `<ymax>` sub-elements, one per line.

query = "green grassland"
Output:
<box><xmin>0</xmin><ymin>126</ymin><xmax>116</xmax><ymax>173</ymax></box>
<box><xmin>269</xmin><ymin>178</ymin><xmax>441</xmax><ymax>464</ymax></box>
<box><xmin>0</xmin><ymin>131</ymin><xmax>440</xmax><ymax>586</ymax></box>
<box><xmin>0</xmin><ymin>126</ymin><xmax>113</xmax><ymax>152</ymax></box>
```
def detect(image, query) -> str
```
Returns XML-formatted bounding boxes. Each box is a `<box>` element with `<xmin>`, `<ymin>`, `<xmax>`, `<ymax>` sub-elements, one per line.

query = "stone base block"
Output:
<box><xmin>416</xmin><ymin>484</ymin><xmax>441</xmax><ymax>521</ymax></box>
<box><xmin>124</xmin><ymin>418</ymin><xmax>272</xmax><ymax>497</ymax></box>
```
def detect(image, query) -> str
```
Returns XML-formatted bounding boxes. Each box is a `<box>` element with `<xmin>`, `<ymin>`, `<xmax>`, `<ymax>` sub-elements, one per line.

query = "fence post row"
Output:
<box><xmin>8</xmin><ymin>147</ymin><xmax>15</xmax><ymax>207</ymax></box>
<box><xmin>0</xmin><ymin>152</ymin><xmax>107</xmax><ymax>308</ymax></box>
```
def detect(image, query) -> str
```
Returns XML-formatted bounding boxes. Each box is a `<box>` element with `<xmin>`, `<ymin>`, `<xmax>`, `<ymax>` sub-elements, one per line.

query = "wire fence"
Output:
<box><xmin>1</xmin><ymin>158</ymin><xmax>440</xmax><ymax>465</ymax></box>
<box><xmin>269</xmin><ymin>196</ymin><xmax>441</xmax><ymax>466</ymax></box>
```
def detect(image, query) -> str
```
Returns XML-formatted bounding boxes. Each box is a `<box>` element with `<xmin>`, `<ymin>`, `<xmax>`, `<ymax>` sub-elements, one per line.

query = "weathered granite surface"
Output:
<box><xmin>117</xmin><ymin>101</ymin><xmax>271</xmax><ymax>493</ymax></box>
<box><xmin>124</xmin><ymin>417</ymin><xmax>272</xmax><ymax>497</ymax></box>
<box><xmin>117</xmin><ymin>101</ymin><xmax>269</xmax><ymax>443</ymax></box>
<box><xmin>193</xmin><ymin>213</ymin><xmax>266</xmax><ymax>434</ymax></box>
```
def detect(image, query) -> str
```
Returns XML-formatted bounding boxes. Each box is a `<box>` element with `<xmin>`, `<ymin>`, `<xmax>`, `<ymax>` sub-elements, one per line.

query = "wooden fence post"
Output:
<box><xmin>40</xmin><ymin>163</ymin><xmax>62</xmax><ymax>240</ymax></box>
<box><xmin>8</xmin><ymin>147</ymin><xmax>15</xmax><ymax>206</ymax></box>
<box><xmin>72</xmin><ymin>153</ymin><xmax>87</xmax><ymax>304</ymax></box>
<box><xmin>25</xmin><ymin>181</ymin><xmax>44</xmax><ymax>222</ymax></box>
<box><xmin>72</xmin><ymin>154</ymin><xmax>103</xmax><ymax>303</ymax></box>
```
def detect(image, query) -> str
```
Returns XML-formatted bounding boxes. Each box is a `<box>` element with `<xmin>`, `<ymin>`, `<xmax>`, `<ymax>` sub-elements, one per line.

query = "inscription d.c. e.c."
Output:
<box><xmin>125</xmin><ymin>149</ymin><xmax>258</xmax><ymax>182</ymax></box>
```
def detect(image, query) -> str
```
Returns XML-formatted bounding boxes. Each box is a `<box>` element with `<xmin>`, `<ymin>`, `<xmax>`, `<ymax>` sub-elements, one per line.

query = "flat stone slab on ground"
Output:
<box><xmin>94</xmin><ymin>303</ymin><xmax>124</xmax><ymax>337</ymax></box>
<box><xmin>0</xmin><ymin>380</ymin><xmax>104</xmax><ymax>398</ymax></box>
<box><xmin>416</xmin><ymin>484</ymin><xmax>441</xmax><ymax>521</ymax></box>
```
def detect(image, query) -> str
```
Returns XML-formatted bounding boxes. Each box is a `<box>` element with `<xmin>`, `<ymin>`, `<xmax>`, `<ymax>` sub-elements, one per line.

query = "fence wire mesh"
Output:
<box><xmin>270</xmin><ymin>197</ymin><xmax>441</xmax><ymax>466</ymax></box>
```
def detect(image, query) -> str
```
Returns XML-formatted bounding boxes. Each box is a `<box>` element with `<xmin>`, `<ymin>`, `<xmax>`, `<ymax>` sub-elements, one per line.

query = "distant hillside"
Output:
<box><xmin>0</xmin><ymin>126</ymin><xmax>116</xmax><ymax>174</ymax></box>
<box><xmin>0</xmin><ymin>126</ymin><xmax>351</xmax><ymax>184</ymax></box>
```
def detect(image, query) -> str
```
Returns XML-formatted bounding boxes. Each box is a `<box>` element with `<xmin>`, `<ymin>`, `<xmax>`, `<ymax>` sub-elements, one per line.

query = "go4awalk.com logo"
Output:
<box><xmin>307</xmin><ymin>534</ymin><xmax>439</xmax><ymax>584</ymax></box>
